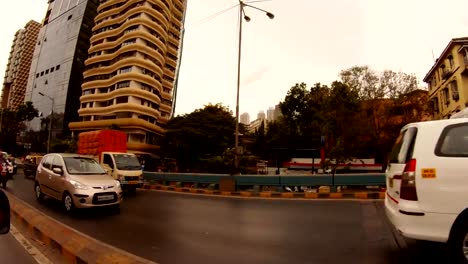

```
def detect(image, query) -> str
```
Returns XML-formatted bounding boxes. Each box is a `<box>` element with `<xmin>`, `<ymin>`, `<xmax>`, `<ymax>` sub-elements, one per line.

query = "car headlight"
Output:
<box><xmin>115</xmin><ymin>180</ymin><xmax>121</xmax><ymax>188</ymax></box>
<box><xmin>69</xmin><ymin>180</ymin><xmax>91</xmax><ymax>190</ymax></box>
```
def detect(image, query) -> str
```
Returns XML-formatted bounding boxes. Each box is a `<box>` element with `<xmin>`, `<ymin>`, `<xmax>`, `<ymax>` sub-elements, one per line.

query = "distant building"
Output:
<box><xmin>274</xmin><ymin>104</ymin><xmax>282</xmax><ymax>120</ymax></box>
<box><xmin>257</xmin><ymin>111</ymin><xmax>266</xmax><ymax>120</ymax></box>
<box><xmin>240</xmin><ymin>112</ymin><xmax>250</xmax><ymax>125</ymax></box>
<box><xmin>1</xmin><ymin>20</ymin><xmax>41</xmax><ymax>110</ymax></box>
<box><xmin>267</xmin><ymin>107</ymin><xmax>274</xmax><ymax>121</ymax></box>
<box><xmin>423</xmin><ymin>37</ymin><xmax>468</xmax><ymax>119</ymax></box>
<box><xmin>249</xmin><ymin>118</ymin><xmax>265</xmax><ymax>134</ymax></box>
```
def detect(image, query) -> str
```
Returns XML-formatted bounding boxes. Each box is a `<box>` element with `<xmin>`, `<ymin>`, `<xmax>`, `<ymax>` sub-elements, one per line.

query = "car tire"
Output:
<box><xmin>449</xmin><ymin>220</ymin><xmax>468</xmax><ymax>264</ymax></box>
<box><xmin>63</xmin><ymin>192</ymin><xmax>75</xmax><ymax>214</ymax></box>
<box><xmin>34</xmin><ymin>182</ymin><xmax>44</xmax><ymax>202</ymax></box>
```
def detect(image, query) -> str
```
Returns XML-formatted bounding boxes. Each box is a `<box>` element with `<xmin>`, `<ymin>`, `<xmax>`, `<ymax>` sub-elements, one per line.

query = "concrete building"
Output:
<box><xmin>424</xmin><ymin>37</ymin><xmax>468</xmax><ymax>119</ymax></box>
<box><xmin>69</xmin><ymin>0</ymin><xmax>188</xmax><ymax>154</ymax></box>
<box><xmin>240</xmin><ymin>112</ymin><xmax>250</xmax><ymax>125</ymax></box>
<box><xmin>25</xmin><ymin>0</ymin><xmax>99</xmax><ymax>137</ymax></box>
<box><xmin>266</xmin><ymin>107</ymin><xmax>274</xmax><ymax>122</ymax></box>
<box><xmin>1</xmin><ymin>21</ymin><xmax>41</xmax><ymax>110</ymax></box>
<box><xmin>257</xmin><ymin>111</ymin><xmax>265</xmax><ymax>120</ymax></box>
<box><xmin>274</xmin><ymin>103</ymin><xmax>282</xmax><ymax>120</ymax></box>
<box><xmin>249</xmin><ymin>118</ymin><xmax>265</xmax><ymax>134</ymax></box>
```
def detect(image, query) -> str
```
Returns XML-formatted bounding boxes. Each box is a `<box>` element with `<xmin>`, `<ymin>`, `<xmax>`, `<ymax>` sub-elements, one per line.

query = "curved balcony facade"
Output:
<box><xmin>69</xmin><ymin>0</ymin><xmax>186</xmax><ymax>155</ymax></box>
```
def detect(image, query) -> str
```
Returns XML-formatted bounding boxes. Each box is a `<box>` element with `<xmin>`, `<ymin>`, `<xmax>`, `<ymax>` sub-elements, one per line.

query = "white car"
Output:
<box><xmin>385</xmin><ymin>118</ymin><xmax>468</xmax><ymax>263</ymax></box>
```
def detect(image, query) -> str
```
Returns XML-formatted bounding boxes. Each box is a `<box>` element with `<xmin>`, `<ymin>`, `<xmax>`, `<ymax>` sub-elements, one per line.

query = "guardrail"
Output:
<box><xmin>143</xmin><ymin>172</ymin><xmax>386</xmax><ymax>188</ymax></box>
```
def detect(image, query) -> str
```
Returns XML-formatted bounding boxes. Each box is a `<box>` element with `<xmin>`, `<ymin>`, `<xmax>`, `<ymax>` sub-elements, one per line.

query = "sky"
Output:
<box><xmin>1</xmin><ymin>0</ymin><xmax>468</xmax><ymax>120</ymax></box>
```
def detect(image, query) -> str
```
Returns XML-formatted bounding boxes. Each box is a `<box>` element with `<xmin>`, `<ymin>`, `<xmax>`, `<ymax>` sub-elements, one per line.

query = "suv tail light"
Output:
<box><xmin>400</xmin><ymin>159</ymin><xmax>418</xmax><ymax>201</ymax></box>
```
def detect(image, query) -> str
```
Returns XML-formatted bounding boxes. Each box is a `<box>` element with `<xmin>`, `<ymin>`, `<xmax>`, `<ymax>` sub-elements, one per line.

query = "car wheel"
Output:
<box><xmin>449</xmin><ymin>221</ymin><xmax>468</xmax><ymax>263</ymax></box>
<box><xmin>63</xmin><ymin>193</ymin><xmax>75</xmax><ymax>214</ymax></box>
<box><xmin>35</xmin><ymin>183</ymin><xmax>44</xmax><ymax>202</ymax></box>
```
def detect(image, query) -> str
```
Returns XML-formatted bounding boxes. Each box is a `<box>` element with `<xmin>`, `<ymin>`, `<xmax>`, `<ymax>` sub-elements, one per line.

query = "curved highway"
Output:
<box><xmin>7</xmin><ymin>170</ymin><xmax>450</xmax><ymax>264</ymax></box>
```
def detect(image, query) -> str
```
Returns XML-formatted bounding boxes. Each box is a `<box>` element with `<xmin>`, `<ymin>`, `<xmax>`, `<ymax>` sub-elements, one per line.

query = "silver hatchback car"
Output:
<box><xmin>35</xmin><ymin>153</ymin><xmax>123</xmax><ymax>213</ymax></box>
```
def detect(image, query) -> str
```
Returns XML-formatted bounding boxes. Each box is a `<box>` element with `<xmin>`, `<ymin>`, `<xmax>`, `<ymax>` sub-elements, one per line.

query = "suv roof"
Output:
<box><xmin>402</xmin><ymin>117</ymin><xmax>468</xmax><ymax>130</ymax></box>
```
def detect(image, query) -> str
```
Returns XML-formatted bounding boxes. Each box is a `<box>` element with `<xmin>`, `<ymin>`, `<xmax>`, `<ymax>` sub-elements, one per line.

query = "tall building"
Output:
<box><xmin>69</xmin><ymin>0</ymin><xmax>188</xmax><ymax>154</ymax></box>
<box><xmin>266</xmin><ymin>107</ymin><xmax>274</xmax><ymax>122</ymax></box>
<box><xmin>257</xmin><ymin>111</ymin><xmax>265</xmax><ymax>120</ymax></box>
<box><xmin>25</xmin><ymin>0</ymin><xmax>99</xmax><ymax>137</ymax></box>
<box><xmin>274</xmin><ymin>104</ymin><xmax>282</xmax><ymax>120</ymax></box>
<box><xmin>1</xmin><ymin>21</ymin><xmax>41</xmax><ymax>110</ymax></box>
<box><xmin>240</xmin><ymin>112</ymin><xmax>250</xmax><ymax>125</ymax></box>
<box><xmin>424</xmin><ymin>37</ymin><xmax>468</xmax><ymax>120</ymax></box>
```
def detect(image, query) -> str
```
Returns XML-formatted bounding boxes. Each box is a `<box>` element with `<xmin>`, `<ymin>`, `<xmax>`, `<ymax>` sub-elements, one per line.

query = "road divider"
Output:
<box><xmin>142</xmin><ymin>184</ymin><xmax>385</xmax><ymax>200</ymax></box>
<box><xmin>6</xmin><ymin>192</ymin><xmax>156</xmax><ymax>264</ymax></box>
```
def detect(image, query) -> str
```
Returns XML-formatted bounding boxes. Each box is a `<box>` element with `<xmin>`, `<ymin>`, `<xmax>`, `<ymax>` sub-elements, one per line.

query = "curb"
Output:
<box><xmin>142</xmin><ymin>184</ymin><xmax>385</xmax><ymax>200</ymax></box>
<box><xmin>6</xmin><ymin>192</ymin><xmax>156</xmax><ymax>264</ymax></box>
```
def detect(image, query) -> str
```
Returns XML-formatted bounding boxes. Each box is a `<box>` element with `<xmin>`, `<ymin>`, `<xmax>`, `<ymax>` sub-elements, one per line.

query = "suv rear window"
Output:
<box><xmin>435</xmin><ymin>123</ymin><xmax>468</xmax><ymax>157</ymax></box>
<box><xmin>389</xmin><ymin>127</ymin><xmax>418</xmax><ymax>164</ymax></box>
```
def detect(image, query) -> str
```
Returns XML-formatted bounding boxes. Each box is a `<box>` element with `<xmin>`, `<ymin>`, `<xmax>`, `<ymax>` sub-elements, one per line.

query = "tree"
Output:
<box><xmin>162</xmin><ymin>104</ymin><xmax>236</xmax><ymax>172</ymax></box>
<box><xmin>340</xmin><ymin>66</ymin><xmax>419</xmax><ymax>162</ymax></box>
<box><xmin>0</xmin><ymin>102</ymin><xmax>39</xmax><ymax>153</ymax></box>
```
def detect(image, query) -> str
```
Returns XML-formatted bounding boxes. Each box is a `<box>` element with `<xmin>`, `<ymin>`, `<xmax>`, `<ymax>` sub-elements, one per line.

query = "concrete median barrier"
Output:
<box><xmin>6</xmin><ymin>192</ymin><xmax>156</xmax><ymax>264</ymax></box>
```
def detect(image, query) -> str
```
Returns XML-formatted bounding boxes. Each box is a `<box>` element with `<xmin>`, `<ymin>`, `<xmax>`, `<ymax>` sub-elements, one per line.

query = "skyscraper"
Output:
<box><xmin>69</xmin><ymin>0</ymin><xmax>187</xmax><ymax>154</ymax></box>
<box><xmin>1</xmin><ymin>20</ymin><xmax>41</xmax><ymax>110</ymax></box>
<box><xmin>240</xmin><ymin>112</ymin><xmax>250</xmax><ymax>125</ymax></box>
<box><xmin>25</xmin><ymin>0</ymin><xmax>99</xmax><ymax>137</ymax></box>
<box><xmin>267</xmin><ymin>107</ymin><xmax>274</xmax><ymax>122</ymax></box>
<box><xmin>257</xmin><ymin>111</ymin><xmax>266</xmax><ymax>120</ymax></box>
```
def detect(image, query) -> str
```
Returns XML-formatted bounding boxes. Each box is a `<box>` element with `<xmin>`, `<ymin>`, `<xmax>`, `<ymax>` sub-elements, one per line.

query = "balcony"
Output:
<box><xmin>463</xmin><ymin>57</ymin><xmax>468</xmax><ymax>76</ymax></box>
<box><xmin>442</xmin><ymin>68</ymin><xmax>453</xmax><ymax>80</ymax></box>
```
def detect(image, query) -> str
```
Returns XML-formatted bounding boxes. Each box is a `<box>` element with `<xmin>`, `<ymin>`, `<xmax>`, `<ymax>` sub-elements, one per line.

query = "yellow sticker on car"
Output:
<box><xmin>422</xmin><ymin>168</ymin><xmax>436</xmax><ymax>179</ymax></box>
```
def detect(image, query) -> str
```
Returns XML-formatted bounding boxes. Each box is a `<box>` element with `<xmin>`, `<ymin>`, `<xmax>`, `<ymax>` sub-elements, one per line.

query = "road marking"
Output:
<box><xmin>9</xmin><ymin>224</ymin><xmax>53</xmax><ymax>264</ymax></box>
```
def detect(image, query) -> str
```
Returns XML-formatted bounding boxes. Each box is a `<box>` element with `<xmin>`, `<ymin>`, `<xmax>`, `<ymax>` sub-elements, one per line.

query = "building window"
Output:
<box><xmin>45</xmin><ymin>69</ymin><xmax>49</xmax><ymax>74</ymax></box>
<box><xmin>50</xmin><ymin>67</ymin><xmax>54</xmax><ymax>73</ymax></box>
<box><xmin>120</xmin><ymin>67</ymin><xmax>131</xmax><ymax>74</ymax></box>
<box><xmin>36</xmin><ymin>73</ymin><xmax>39</xmax><ymax>78</ymax></box>
<box><xmin>116</xmin><ymin>97</ymin><xmax>128</xmax><ymax>104</ymax></box>
<box><xmin>448</xmin><ymin>55</ymin><xmax>454</xmax><ymax>69</ymax></box>
<box><xmin>443</xmin><ymin>88</ymin><xmax>450</xmax><ymax>106</ymax></box>
<box><xmin>40</xmin><ymin>71</ymin><xmax>44</xmax><ymax>76</ymax></box>
<box><xmin>55</xmin><ymin>65</ymin><xmax>60</xmax><ymax>70</ymax></box>
<box><xmin>68</xmin><ymin>15</ymin><xmax>73</xmax><ymax>20</ymax></box>
<box><xmin>451</xmin><ymin>81</ymin><xmax>459</xmax><ymax>101</ymax></box>
<box><xmin>117</xmin><ymin>81</ymin><xmax>130</xmax><ymax>88</ymax></box>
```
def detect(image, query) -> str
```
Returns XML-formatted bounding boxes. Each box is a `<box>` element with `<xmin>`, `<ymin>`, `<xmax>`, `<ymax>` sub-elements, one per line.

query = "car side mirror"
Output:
<box><xmin>53</xmin><ymin>167</ymin><xmax>63</xmax><ymax>176</ymax></box>
<box><xmin>0</xmin><ymin>190</ymin><xmax>10</xmax><ymax>234</ymax></box>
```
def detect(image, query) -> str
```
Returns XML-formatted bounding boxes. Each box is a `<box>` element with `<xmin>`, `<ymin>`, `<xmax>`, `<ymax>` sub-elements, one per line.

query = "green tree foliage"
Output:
<box><xmin>162</xmin><ymin>103</ymin><xmax>236</xmax><ymax>172</ymax></box>
<box><xmin>0</xmin><ymin>102</ymin><xmax>39</xmax><ymax>153</ymax></box>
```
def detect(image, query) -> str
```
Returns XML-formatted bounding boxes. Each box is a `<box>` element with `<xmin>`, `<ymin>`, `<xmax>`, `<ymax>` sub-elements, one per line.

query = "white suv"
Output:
<box><xmin>385</xmin><ymin>118</ymin><xmax>468</xmax><ymax>262</ymax></box>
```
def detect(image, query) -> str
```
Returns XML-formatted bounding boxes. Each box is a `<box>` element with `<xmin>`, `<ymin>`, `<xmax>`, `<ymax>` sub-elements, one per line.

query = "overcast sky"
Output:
<box><xmin>1</xmin><ymin>0</ymin><xmax>468</xmax><ymax>120</ymax></box>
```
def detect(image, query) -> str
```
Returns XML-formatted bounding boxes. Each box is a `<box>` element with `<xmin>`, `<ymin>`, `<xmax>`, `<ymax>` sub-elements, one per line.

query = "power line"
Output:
<box><xmin>190</xmin><ymin>4</ymin><xmax>239</xmax><ymax>28</ymax></box>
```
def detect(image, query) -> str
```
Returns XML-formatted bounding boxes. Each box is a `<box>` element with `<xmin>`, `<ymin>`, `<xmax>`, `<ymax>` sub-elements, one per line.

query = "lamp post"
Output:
<box><xmin>38</xmin><ymin>92</ymin><xmax>54</xmax><ymax>153</ymax></box>
<box><xmin>234</xmin><ymin>1</ymin><xmax>274</xmax><ymax>173</ymax></box>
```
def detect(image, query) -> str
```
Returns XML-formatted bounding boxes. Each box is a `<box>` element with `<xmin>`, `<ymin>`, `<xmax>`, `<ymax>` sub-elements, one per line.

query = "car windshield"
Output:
<box><xmin>113</xmin><ymin>154</ymin><xmax>141</xmax><ymax>170</ymax></box>
<box><xmin>63</xmin><ymin>157</ymin><xmax>106</xmax><ymax>175</ymax></box>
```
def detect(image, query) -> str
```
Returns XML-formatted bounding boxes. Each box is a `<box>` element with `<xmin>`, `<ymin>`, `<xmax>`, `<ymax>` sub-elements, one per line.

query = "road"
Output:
<box><xmin>0</xmin><ymin>231</ymin><xmax>37</xmax><ymax>263</ymax></box>
<box><xmin>6</xmin><ymin>170</ymin><xmax>451</xmax><ymax>264</ymax></box>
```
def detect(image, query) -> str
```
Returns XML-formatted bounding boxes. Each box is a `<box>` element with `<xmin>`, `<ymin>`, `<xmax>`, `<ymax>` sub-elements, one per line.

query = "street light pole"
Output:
<box><xmin>234</xmin><ymin>1</ymin><xmax>274</xmax><ymax>173</ymax></box>
<box><xmin>39</xmin><ymin>92</ymin><xmax>54</xmax><ymax>153</ymax></box>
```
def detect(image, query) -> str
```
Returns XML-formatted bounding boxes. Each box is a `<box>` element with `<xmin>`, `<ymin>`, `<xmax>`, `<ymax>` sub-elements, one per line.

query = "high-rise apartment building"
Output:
<box><xmin>240</xmin><ymin>112</ymin><xmax>250</xmax><ymax>125</ymax></box>
<box><xmin>69</xmin><ymin>0</ymin><xmax>187</xmax><ymax>154</ymax></box>
<box><xmin>257</xmin><ymin>111</ymin><xmax>265</xmax><ymax>120</ymax></box>
<box><xmin>424</xmin><ymin>37</ymin><xmax>468</xmax><ymax>120</ymax></box>
<box><xmin>266</xmin><ymin>107</ymin><xmax>274</xmax><ymax>122</ymax></box>
<box><xmin>25</xmin><ymin>0</ymin><xmax>99</xmax><ymax>136</ymax></box>
<box><xmin>1</xmin><ymin>20</ymin><xmax>41</xmax><ymax>110</ymax></box>
<box><xmin>274</xmin><ymin>104</ymin><xmax>282</xmax><ymax>120</ymax></box>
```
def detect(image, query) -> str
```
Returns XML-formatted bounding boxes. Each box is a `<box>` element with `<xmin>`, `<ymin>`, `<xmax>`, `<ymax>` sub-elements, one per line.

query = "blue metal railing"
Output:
<box><xmin>143</xmin><ymin>172</ymin><xmax>386</xmax><ymax>187</ymax></box>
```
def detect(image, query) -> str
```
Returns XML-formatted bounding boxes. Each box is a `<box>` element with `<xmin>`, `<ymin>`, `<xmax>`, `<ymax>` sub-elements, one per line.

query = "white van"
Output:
<box><xmin>385</xmin><ymin>118</ymin><xmax>468</xmax><ymax>263</ymax></box>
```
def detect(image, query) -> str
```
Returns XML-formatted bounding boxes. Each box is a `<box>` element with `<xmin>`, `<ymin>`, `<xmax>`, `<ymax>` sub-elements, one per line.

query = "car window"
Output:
<box><xmin>63</xmin><ymin>157</ymin><xmax>106</xmax><ymax>175</ymax></box>
<box><xmin>103</xmin><ymin>154</ymin><xmax>114</xmax><ymax>169</ymax></box>
<box><xmin>435</xmin><ymin>123</ymin><xmax>468</xmax><ymax>157</ymax></box>
<box><xmin>51</xmin><ymin>156</ymin><xmax>63</xmax><ymax>170</ymax></box>
<box><xmin>42</xmin><ymin>155</ymin><xmax>54</xmax><ymax>170</ymax></box>
<box><xmin>389</xmin><ymin>127</ymin><xmax>418</xmax><ymax>164</ymax></box>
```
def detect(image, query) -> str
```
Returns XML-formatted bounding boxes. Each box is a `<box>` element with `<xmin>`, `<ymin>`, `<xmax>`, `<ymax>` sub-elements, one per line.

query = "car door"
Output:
<box><xmin>386</xmin><ymin>126</ymin><xmax>418</xmax><ymax>206</ymax></box>
<box><xmin>49</xmin><ymin>156</ymin><xmax>66</xmax><ymax>200</ymax></box>
<box><xmin>102</xmin><ymin>153</ymin><xmax>116</xmax><ymax>178</ymax></box>
<box><xmin>37</xmin><ymin>155</ymin><xmax>55</xmax><ymax>197</ymax></box>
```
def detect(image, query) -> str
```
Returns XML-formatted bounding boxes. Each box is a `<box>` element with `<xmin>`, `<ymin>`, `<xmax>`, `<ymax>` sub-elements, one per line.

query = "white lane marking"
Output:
<box><xmin>9</xmin><ymin>224</ymin><xmax>53</xmax><ymax>264</ymax></box>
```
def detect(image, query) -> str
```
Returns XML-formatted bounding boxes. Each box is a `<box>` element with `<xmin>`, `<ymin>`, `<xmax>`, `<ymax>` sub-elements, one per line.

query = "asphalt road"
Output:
<box><xmin>6</xmin><ymin>170</ymin><xmax>451</xmax><ymax>264</ymax></box>
<box><xmin>0</xmin><ymin>232</ymin><xmax>37</xmax><ymax>263</ymax></box>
